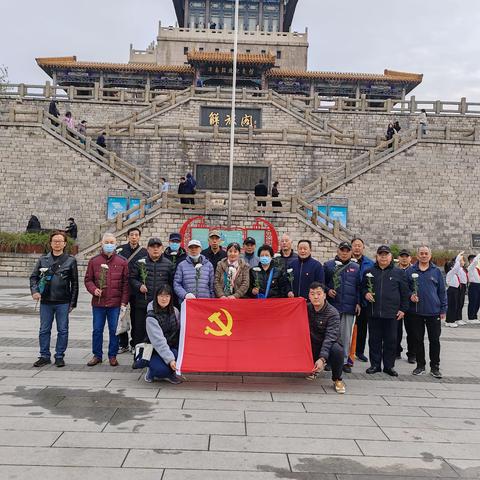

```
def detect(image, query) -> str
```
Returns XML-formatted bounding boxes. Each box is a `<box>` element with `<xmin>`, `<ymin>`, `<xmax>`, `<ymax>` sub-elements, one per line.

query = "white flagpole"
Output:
<box><xmin>227</xmin><ymin>0</ymin><xmax>240</xmax><ymax>227</ymax></box>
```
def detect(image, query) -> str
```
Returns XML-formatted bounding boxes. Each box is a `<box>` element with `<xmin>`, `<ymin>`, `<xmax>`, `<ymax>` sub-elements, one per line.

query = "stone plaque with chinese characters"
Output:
<box><xmin>200</xmin><ymin>107</ymin><xmax>262</xmax><ymax>128</ymax></box>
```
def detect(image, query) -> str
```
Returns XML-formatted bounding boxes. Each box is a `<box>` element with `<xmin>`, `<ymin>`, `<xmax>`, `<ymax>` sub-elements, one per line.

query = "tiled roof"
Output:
<box><xmin>187</xmin><ymin>51</ymin><xmax>276</xmax><ymax>65</ymax></box>
<box><xmin>36</xmin><ymin>57</ymin><xmax>194</xmax><ymax>74</ymax></box>
<box><xmin>266</xmin><ymin>68</ymin><xmax>423</xmax><ymax>83</ymax></box>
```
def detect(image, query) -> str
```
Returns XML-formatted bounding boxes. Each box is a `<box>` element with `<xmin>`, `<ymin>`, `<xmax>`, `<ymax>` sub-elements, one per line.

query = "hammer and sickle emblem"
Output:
<box><xmin>204</xmin><ymin>308</ymin><xmax>233</xmax><ymax>337</ymax></box>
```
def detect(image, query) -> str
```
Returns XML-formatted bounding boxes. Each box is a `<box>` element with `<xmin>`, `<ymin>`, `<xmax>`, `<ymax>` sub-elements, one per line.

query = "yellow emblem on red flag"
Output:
<box><xmin>204</xmin><ymin>308</ymin><xmax>233</xmax><ymax>337</ymax></box>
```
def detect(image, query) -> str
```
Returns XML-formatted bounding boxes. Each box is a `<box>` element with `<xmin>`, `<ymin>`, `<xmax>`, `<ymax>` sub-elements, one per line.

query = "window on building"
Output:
<box><xmin>276</xmin><ymin>50</ymin><xmax>282</xmax><ymax>59</ymax></box>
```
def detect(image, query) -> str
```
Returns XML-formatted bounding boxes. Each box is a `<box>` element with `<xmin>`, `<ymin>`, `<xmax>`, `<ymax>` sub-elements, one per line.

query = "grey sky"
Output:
<box><xmin>1</xmin><ymin>0</ymin><xmax>478</xmax><ymax>100</ymax></box>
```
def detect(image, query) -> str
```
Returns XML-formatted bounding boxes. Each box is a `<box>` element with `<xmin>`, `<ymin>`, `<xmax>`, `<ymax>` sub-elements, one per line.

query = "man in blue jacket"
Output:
<box><xmin>290</xmin><ymin>240</ymin><xmax>325</xmax><ymax>299</ymax></box>
<box><xmin>324</xmin><ymin>241</ymin><xmax>361</xmax><ymax>373</ymax></box>
<box><xmin>407</xmin><ymin>245</ymin><xmax>447</xmax><ymax>378</ymax></box>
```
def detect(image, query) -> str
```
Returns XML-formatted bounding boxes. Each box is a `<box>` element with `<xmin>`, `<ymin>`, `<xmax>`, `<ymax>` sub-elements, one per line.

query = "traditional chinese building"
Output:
<box><xmin>36</xmin><ymin>0</ymin><xmax>422</xmax><ymax>98</ymax></box>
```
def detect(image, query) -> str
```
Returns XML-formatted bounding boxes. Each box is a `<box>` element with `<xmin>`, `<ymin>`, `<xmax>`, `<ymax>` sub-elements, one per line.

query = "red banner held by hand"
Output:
<box><xmin>177</xmin><ymin>298</ymin><xmax>313</xmax><ymax>373</ymax></box>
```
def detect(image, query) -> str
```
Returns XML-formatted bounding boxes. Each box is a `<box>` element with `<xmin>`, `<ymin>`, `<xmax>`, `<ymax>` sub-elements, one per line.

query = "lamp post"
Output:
<box><xmin>227</xmin><ymin>0</ymin><xmax>240</xmax><ymax>227</ymax></box>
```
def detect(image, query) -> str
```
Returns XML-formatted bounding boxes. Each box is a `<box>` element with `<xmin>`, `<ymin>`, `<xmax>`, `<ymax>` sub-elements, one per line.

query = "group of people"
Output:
<box><xmin>30</xmin><ymin>228</ymin><xmax>476</xmax><ymax>394</ymax></box>
<box><xmin>253</xmin><ymin>179</ymin><xmax>282</xmax><ymax>208</ymax></box>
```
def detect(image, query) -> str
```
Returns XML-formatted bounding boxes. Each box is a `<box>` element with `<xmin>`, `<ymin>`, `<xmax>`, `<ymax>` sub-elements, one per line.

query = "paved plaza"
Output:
<box><xmin>0</xmin><ymin>278</ymin><xmax>480</xmax><ymax>479</ymax></box>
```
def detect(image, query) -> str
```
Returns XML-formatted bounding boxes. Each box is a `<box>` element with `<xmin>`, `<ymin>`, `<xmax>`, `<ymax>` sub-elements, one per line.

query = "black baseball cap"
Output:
<box><xmin>169</xmin><ymin>233</ymin><xmax>181</xmax><ymax>242</ymax></box>
<box><xmin>147</xmin><ymin>237</ymin><xmax>163</xmax><ymax>247</ymax></box>
<box><xmin>399</xmin><ymin>249</ymin><xmax>411</xmax><ymax>257</ymax></box>
<box><xmin>377</xmin><ymin>245</ymin><xmax>391</xmax><ymax>254</ymax></box>
<box><xmin>244</xmin><ymin>237</ymin><xmax>256</xmax><ymax>245</ymax></box>
<box><xmin>338</xmin><ymin>241</ymin><xmax>352</xmax><ymax>251</ymax></box>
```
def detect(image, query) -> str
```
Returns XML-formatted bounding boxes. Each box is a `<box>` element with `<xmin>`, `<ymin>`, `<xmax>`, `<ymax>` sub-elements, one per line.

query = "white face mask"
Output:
<box><xmin>189</xmin><ymin>254</ymin><xmax>201</xmax><ymax>261</ymax></box>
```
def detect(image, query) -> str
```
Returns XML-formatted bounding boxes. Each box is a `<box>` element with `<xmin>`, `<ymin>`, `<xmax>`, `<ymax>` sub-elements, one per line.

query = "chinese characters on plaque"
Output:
<box><xmin>200</xmin><ymin>107</ymin><xmax>262</xmax><ymax>128</ymax></box>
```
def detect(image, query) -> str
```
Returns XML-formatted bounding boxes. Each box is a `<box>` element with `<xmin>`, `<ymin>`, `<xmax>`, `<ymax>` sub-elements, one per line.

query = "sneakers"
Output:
<box><xmin>54</xmin><ymin>358</ymin><xmax>65</xmax><ymax>368</ymax></box>
<box><xmin>162</xmin><ymin>374</ymin><xmax>182</xmax><ymax>385</ymax></box>
<box><xmin>305</xmin><ymin>373</ymin><xmax>317</xmax><ymax>381</ymax></box>
<box><xmin>412</xmin><ymin>367</ymin><xmax>426</xmax><ymax>375</ymax></box>
<box><xmin>430</xmin><ymin>368</ymin><xmax>442</xmax><ymax>379</ymax></box>
<box><xmin>109</xmin><ymin>357</ymin><xmax>119</xmax><ymax>367</ymax></box>
<box><xmin>33</xmin><ymin>357</ymin><xmax>51</xmax><ymax>368</ymax></box>
<box><xmin>445</xmin><ymin>322</ymin><xmax>458</xmax><ymax>328</ymax></box>
<box><xmin>456</xmin><ymin>320</ymin><xmax>467</xmax><ymax>326</ymax></box>
<box><xmin>118</xmin><ymin>346</ymin><xmax>130</xmax><ymax>354</ymax></box>
<box><xmin>342</xmin><ymin>364</ymin><xmax>352</xmax><ymax>374</ymax></box>
<box><xmin>144</xmin><ymin>368</ymin><xmax>154</xmax><ymax>383</ymax></box>
<box><xmin>333</xmin><ymin>379</ymin><xmax>346</xmax><ymax>394</ymax></box>
<box><xmin>87</xmin><ymin>356</ymin><xmax>102</xmax><ymax>367</ymax></box>
<box><xmin>468</xmin><ymin>319</ymin><xmax>480</xmax><ymax>325</ymax></box>
<box><xmin>356</xmin><ymin>353</ymin><xmax>368</xmax><ymax>362</ymax></box>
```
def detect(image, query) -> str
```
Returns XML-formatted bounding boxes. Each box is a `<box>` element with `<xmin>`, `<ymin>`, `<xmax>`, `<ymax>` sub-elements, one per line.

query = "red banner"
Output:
<box><xmin>177</xmin><ymin>298</ymin><xmax>313</xmax><ymax>373</ymax></box>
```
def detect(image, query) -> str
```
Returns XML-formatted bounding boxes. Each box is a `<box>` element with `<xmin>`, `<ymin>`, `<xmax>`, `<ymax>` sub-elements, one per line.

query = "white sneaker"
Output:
<box><xmin>446</xmin><ymin>322</ymin><xmax>458</xmax><ymax>328</ymax></box>
<box><xmin>456</xmin><ymin>320</ymin><xmax>467</xmax><ymax>326</ymax></box>
<box><xmin>468</xmin><ymin>320</ymin><xmax>480</xmax><ymax>325</ymax></box>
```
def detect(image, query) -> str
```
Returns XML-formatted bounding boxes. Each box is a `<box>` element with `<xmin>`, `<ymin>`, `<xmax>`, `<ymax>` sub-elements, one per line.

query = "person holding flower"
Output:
<box><xmin>129</xmin><ymin>237</ymin><xmax>174</xmax><ymax>350</ymax></box>
<box><xmin>174</xmin><ymin>239</ymin><xmax>214</xmax><ymax>301</ymax></box>
<box><xmin>214</xmin><ymin>243</ymin><xmax>250</xmax><ymax>299</ymax></box>
<box><xmin>164</xmin><ymin>233</ymin><xmax>187</xmax><ymax>271</ymax></box>
<box><xmin>29</xmin><ymin>231</ymin><xmax>78</xmax><ymax>368</ymax></box>
<box><xmin>84</xmin><ymin>232</ymin><xmax>129</xmax><ymax>367</ymax></box>
<box><xmin>406</xmin><ymin>245</ymin><xmax>447</xmax><ymax>378</ymax></box>
<box><xmin>324</xmin><ymin>241</ymin><xmax>361</xmax><ymax>374</ymax></box>
<box><xmin>290</xmin><ymin>240</ymin><xmax>325</xmax><ymax>299</ymax></box>
<box><xmin>361</xmin><ymin>245</ymin><xmax>409</xmax><ymax>377</ymax></box>
<box><xmin>248</xmin><ymin>244</ymin><xmax>292</xmax><ymax>299</ymax></box>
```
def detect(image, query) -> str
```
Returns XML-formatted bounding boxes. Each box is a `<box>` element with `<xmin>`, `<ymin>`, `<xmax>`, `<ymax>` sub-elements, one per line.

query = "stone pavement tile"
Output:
<box><xmin>423</xmin><ymin>407</ymin><xmax>480</xmax><ymax>419</ymax></box>
<box><xmin>304</xmin><ymin>403</ymin><xmax>429</xmax><ymax>416</ymax></box>
<box><xmin>114</xmin><ymin>407</ymin><xmax>244</xmax><ymax>422</ymax></box>
<box><xmin>33</xmin><ymin>370</ymin><xmax>143</xmax><ymax>380</ymax></box>
<box><xmin>242</xmin><ymin>375</ymin><xmax>319</xmax><ymax>385</ymax></box>
<box><xmin>288</xmin><ymin>454</ymin><xmax>458</xmax><ymax>477</ymax></box>
<box><xmin>48</xmin><ymin>386</ymin><xmax>161</xmax><ymax>399</ymax></box>
<box><xmin>245</xmin><ymin>411</ymin><xmax>376</xmax><ymax>426</ymax></box>
<box><xmin>428</xmin><ymin>389</ymin><xmax>480</xmax><ymax>400</ymax></box>
<box><xmin>217</xmin><ymin>382</ymin><xmax>325</xmax><ymax>394</ymax></box>
<box><xmin>210</xmin><ymin>435</ymin><xmax>362</xmax><ymax>455</ymax></box>
<box><xmin>322</xmin><ymin>386</ymin><xmax>436</xmax><ymax>397</ymax></box>
<box><xmin>156</xmin><ymin>389</ymin><xmax>272</xmax><ymax>401</ymax></box>
<box><xmin>372</xmin><ymin>415</ymin><xmax>480</xmax><ymax>430</ymax></box>
<box><xmin>0</xmin><ymin>404</ymin><xmax>114</xmax><ymax>421</ymax></box>
<box><xmin>0</xmin><ymin>430</ymin><xmax>61</xmax><ymax>447</ymax></box>
<box><xmin>57</xmin><ymin>395</ymin><xmax>182</xmax><ymax>408</ymax></box>
<box><xmin>124</xmin><ymin>450</ymin><xmax>290</xmax><ymax>471</ymax></box>
<box><xmin>443</xmin><ymin>384</ymin><xmax>480</xmax><ymax>392</ymax></box>
<box><xmin>105</xmin><ymin>419</ymin><xmax>246</xmax><ymax>435</ymax></box>
<box><xmin>0</xmin><ymin>369</ymin><xmax>38</xmax><ymax>377</ymax></box>
<box><xmin>383</xmin><ymin>396</ymin><xmax>480</xmax><ymax>408</ymax></box>
<box><xmin>446</xmin><ymin>459</ymin><xmax>480</xmax><ymax>478</ymax></box>
<box><xmin>184</xmin><ymin>374</ymin><xmax>243</xmax><ymax>383</ymax></box>
<box><xmin>272</xmin><ymin>392</ymin><xmax>389</xmax><ymax>405</ymax></box>
<box><xmin>337</xmin><ymin>476</ymin><xmax>458</xmax><ymax>480</ymax></box>
<box><xmin>358</xmin><ymin>440</ymin><xmax>480</xmax><ymax>460</ymax></box>
<box><xmin>54</xmin><ymin>431</ymin><xmax>208</xmax><ymax>450</ymax></box>
<box><xmin>183</xmin><ymin>399</ymin><xmax>305</xmax><ymax>412</ymax></box>
<box><xmin>163</xmin><ymin>470</ymin><xmax>336</xmax><ymax>480</ymax></box>
<box><xmin>247</xmin><ymin>423</ymin><xmax>387</xmax><ymax>440</ymax></box>
<box><xmin>0</xmin><ymin>416</ymin><xmax>107</xmax><ymax>432</ymax></box>
<box><xmin>0</xmin><ymin>445</ymin><xmax>128</xmax><ymax>467</ymax></box>
<box><xmin>0</xmin><ymin>466</ymin><xmax>165</xmax><ymax>480</ymax></box>
<box><xmin>342</xmin><ymin>379</ymin><xmax>448</xmax><ymax>390</ymax></box>
<box><xmin>0</xmin><ymin>376</ymin><xmax>110</xmax><ymax>387</ymax></box>
<box><xmin>382</xmin><ymin>427</ymin><xmax>480</xmax><ymax>444</ymax></box>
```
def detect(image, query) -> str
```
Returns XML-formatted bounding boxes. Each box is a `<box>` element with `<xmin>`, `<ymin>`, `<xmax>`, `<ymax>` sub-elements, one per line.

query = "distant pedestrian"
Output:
<box><xmin>272</xmin><ymin>181</ymin><xmax>282</xmax><ymax>208</ymax></box>
<box><xmin>160</xmin><ymin>177</ymin><xmax>170</xmax><ymax>193</ymax></box>
<box><xmin>26</xmin><ymin>215</ymin><xmax>41</xmax><ymax>232</ymax></box>
<box><xmin>96</xmin><ymin>132</ymin><xmax>107</xmax><ymax>156</ymax></box>
<box><xmin>419</xmin><ymin>109</ymin><xmax>428</xmax><ymax>135</ymax></box>
<box><xmin>63</xmin><ymin>111</ymin><xmax>75</xmax><ymax>130</ymax></box>
<box><xmin>48</xmin><ymin>100</ymin><xmax>60</xmax><ymax>124</ymax></box>
<box><xmin>178</xmin><ymin>177</ymin><xmax>189</xmax><ymax>205</ymax></box>
<box><xmin>254</xmin><ymin>179</ymin><xmax>268</xmax><ymax>208</ymax></box>
<box><xmin>386</xmin><ymin>123</ymin><xmax>395</xmax><ymax>141</ymax></box>
<box><xmin>65</xmin><ymin>217</ymin><xmax>78</xmax><ymax>240</ymax></box>
<box><xmin>77</xmin><ymin>120</ymin><xmax>87</xmax><ymax>144</ymax></box>
<box><xmin>393</xmin><ymin>121</ymin><xmax>401</xmax><ymax>134</ymax></box>
<box><xmin>185</xmin><ymin>172</ymin><xmax>197</xmax><ymax>205</ymax></box>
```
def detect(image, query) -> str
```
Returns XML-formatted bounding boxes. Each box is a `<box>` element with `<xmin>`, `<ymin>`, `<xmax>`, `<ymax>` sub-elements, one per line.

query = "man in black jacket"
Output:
<box><xmin>30</xmin><ymin>231</ymin><xmax>78</xmax><ymax>368</ymax></box>
<box><xmin>307</xmin><ymin>282</ymin><xmax>345</xmax><ymax>394</ymax></box>
<box><xmin>361</xmin><ymin>245</ymin><xmax>409</xmax><ymax>376</ymax></box>
<box><xmin>164</xmin><ymin>232</ymin><xmax>187</xmax><ymax>270</ymax></box>
<box><xmin>129</xmin><ymin>238</ymin><xmax>173</xmax><ymax>349</ymax></box>
<box><xmin>116</xmin><ymin>227</ymin><xmax>148</xmax><ymax>352</ymax></box>
<box><xmin>254</xmin><ymin>179</ymin><xmax>268</xmax><ymax>207</ymax></box>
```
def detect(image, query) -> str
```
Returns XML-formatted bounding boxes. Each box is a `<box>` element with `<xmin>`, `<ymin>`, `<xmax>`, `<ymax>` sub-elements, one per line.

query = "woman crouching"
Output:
<box><xmin>144</xmin><ymin>284</ymin><xmax>182</xmax><ymax>384</ymax></box>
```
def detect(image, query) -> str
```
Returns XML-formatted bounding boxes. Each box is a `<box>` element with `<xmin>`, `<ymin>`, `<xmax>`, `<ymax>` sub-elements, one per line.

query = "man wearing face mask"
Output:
<box><xmin>164</xmin><ymin>233</ymin><xmax>187</xmax><ymax>271</ymax></box>
<box><xmin>174</xmin><ymin>239</ymin><xmax>215</xmax><ymax>301</ymax></box>
<box><xmin>84</xmin><ymin>233</ymin><xmax>129</xmax><ymax>367</ymax></box>
<box><xmin>129</xmin><ymin>238</ymin><xmax>174</xmax><ymax>351</ymax></box>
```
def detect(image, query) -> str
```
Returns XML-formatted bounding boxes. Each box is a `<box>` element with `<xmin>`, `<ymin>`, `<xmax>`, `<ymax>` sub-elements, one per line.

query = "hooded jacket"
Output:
<box><xmin>174</xmin><ymin>255</ymin><xmax>214</xmax><ymax>301</ymax></box>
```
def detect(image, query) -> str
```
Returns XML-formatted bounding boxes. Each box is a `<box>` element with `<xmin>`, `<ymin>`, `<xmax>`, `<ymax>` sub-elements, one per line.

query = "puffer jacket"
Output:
<box><xmin>361</xmin><ymin>262</ymin><xmax>409</xmax><ymax>318</ymax></box>
<box><xmin>30</xmin><ymin>253</ymin><xmax>79</xmax><ymax>308</ymax></box>
<box><xmin>291</xmin><ymin>256</ymin><xmax>325</xmax><ymax>299</ymax></box>
<box><xmin>174</xmin><ymin>255</ymin><xmax>214</xmax><ymax>301</ymax></box>
<box><xmin>129</xmin><ymin>255</ymin><xmax>174</xmax><ymax>306</ymax></box>
<box><xmin>308</xmin><ymin>301</ymin><xmax>342</xmax><ymax>361</ymax></box>
<box><xmin>214</xmin><ymin>258</ymin><xmax>250</xmax><ymax>298</ymax></box>
<box><xmin>164</xmin><ymin>246</ymin><xmax>187</xmax><ymax>270</ymax></box>
<box><xmin>84</xmin><ymin>252</ymin><xmax>129</xmax><ymax>307</ymax></box>
<box><xmin>248</xmin><ymin>264</ymin><xmax>290</xmax><ymax>298</ymax></box>
<box><xmin>324</xmin><ymin>257</ymin><xmax>360</xmax><ymax>314</ymax></box>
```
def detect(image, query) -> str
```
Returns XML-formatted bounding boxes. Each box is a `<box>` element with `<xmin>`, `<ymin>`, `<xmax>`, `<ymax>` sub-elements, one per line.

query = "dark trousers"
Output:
<box><xmin>468</xmin><ymin>283</ymin><xmax>480</xmax><ymax>320</ymax></box>
<box><xmin>355</xmin><ymin>308</ymin><xmax>368</xmax><ymax>356</ymax></box>
<box><xmin>396</xmin><ymin>318</ymin><xmax>404</xmax><ymax>355</ymax></box>
<box><xmin>118</xmin><ymin>297</ymin><xmax>136</xmax><ymax>349</ymax></box>
<box><xmin>132</xmin><ymin>303</ymin><xmax>148</xmax><ymax>347</ymax></box>
<box><xmin>410</xmin><ymin>314</ymin><xmax>441</xmax><ymax>369</ymax></box>
<box><xmin>312</xmin><ymin>341</ymin><xmax>344</xmax><ymax>381</ymax></box>
<box><xmin>446</xmin><ymin>287</ymin><xmax>460</xmax><ymax>323</ymax></box>
<box><xmin>403</xmin><ymin>313</ymin><xmax>416</xmax><ymax>358</ymax></box>
<box><xmin>368</xmin><ymin>316</ymin><xmax>397</xmax><ymax>370</ymax></box>
<box><xmin>459</xmin><ymin>284</ymin><xmax>466</xmax><ymax>320</ymax></box>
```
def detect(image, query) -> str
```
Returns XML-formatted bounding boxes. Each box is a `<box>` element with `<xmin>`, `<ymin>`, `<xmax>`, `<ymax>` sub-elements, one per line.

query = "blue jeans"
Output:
<box><xmin>148</xmin><ymin>349</ymin><xmax>178</xmax><ymax>379</ymax></box>
<box><xmin>92</xmin><ymin>306</ymin><xmax>120</xmax><ymax>359</ymax></box>
<box><xmin>39</xmin><ymin>303</ymin><xmax>70</xmax><ymax>359</ymax></box>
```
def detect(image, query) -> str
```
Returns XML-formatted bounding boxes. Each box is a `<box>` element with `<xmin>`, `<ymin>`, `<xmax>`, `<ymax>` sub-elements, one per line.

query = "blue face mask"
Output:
<box><xmin>170</xmin><ymin>242</ymin><xmax>180</xmax><ymax>252</ymax></box>
<box><xmin>103</xmin><ymin>244</ymin><xmax>116</xmax><ymax>254</ymax></box>
<box><xmin>260</xmin><ymin>256</ymin><xmax>271</xmax><ymax>266</ymax></box>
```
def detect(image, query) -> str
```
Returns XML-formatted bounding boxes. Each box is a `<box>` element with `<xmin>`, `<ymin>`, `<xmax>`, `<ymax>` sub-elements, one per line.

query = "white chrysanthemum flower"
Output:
<box><xmin>366</xmin><ymin>272</ymin><xmax>374</xmax><ymax>278</ymax></box>
<box><xmin>39</xmin><ymin>268</ymin><xmax>49</xmax><ymax>273</ymax></box>
<box><xmin>253</xmin><ymin>267</ymin><xmax>261</xmax><ymax>272</ymax></box>
<box><xmin>411</xmin><ymin>273</ymin><xmax>419</xmax><ymax>279</ymax></box>
<box><xmin>195</xmin><ymin>263</ymin><xmax>203</xmax><ymax>270</ymax></box>
<box><xmin>100</xmin><ymin>264</ymin><xmax>109</xmax><ymax>269</ymax></box>
<box><xmin>138</xmin><ymin>258</ymin><xmax>146</xmax><ymax>264</ymax></box>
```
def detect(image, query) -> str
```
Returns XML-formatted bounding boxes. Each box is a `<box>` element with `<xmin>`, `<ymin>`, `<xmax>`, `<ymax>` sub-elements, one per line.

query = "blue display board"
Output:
<box><xmin>128</xmin><ymin>198</ymin><xmax>141</xmax><ymax>219</ymax></box>
<box><xmin>107</xmin><ymin>197</ymin><xmax>128</xmax><ymax>220</ymax></box>
<box><xmin>327</xmin><ymin>206</ymin><xmax>348</xmax><ymax>228</ymax></box>
<box><xmin>191</xmin><ymin>228</ymin><xmax>263</xmax><ymax>250</ymax></box>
